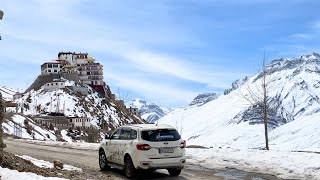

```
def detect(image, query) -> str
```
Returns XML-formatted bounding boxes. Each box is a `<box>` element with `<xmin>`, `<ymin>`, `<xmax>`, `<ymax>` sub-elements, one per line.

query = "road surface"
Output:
<box><xmin>4</xmin><ymin>139</ymin><xmax>279</xmax><ymax>180</ymax></box>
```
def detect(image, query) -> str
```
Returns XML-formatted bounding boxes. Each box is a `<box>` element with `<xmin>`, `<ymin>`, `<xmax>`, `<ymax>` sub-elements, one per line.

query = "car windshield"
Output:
<box><xmin>141</xmin><ymin>129</ymin><xmax>181</xmax><ymax>142</ymax></box>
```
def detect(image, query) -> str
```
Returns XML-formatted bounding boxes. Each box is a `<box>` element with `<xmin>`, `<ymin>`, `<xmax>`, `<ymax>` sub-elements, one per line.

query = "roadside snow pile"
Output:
<box><xmin>18</xmin><ymin>155</ymin><xmax>82</xmax><ymax>172</ymax></box>
<box><xmin>187</xmin><ymin>147</ymin><xmax>320</xmax><ymax>180</ymax></box>
<box><xmin>0</xmin><ymin>167</ymin><xmax>67</xmax><ymax>180</ymax></box>
<box><xmin>60</xmin><ymin>130</ymin><xmax>73</xmax><ymax>143</ymax></box>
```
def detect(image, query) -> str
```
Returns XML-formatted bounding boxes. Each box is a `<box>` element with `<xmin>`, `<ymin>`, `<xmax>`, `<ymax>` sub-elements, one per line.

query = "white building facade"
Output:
<box><xmin>41</xmin><ymin>61</ymin><xmax>63</xmax><ymax>75</ymax></box>
<box><xmin>68</xmin><ymin>117</ymin><xmax>92</xmax><ymax>127</ymax></box>
<box><xmin>43</xmin><ymin>80</ymin><xmax>66</xmax><ymax>90</ymax></box>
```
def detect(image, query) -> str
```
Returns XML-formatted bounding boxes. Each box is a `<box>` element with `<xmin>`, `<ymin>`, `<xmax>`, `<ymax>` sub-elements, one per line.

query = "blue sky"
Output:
<box><xmin>1</xmin><ymin>0</ymin><xmax>320</xmax><ymax>108</ymax></box>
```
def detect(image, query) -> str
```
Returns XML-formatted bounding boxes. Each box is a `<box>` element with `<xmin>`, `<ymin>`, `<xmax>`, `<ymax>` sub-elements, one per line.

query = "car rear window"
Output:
<box><xmin>141</xmin><ymin>129</ymin><xmax>181</xmax><ymax>142</ymax></box>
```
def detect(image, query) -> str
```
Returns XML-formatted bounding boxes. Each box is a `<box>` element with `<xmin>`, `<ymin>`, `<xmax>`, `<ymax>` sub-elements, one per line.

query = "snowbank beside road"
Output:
<box><xmin>0</xmin><ymin>167</ymin><xmax>67</xmax><ymax>180</ymax></box>
<box><xmin>18</xmin><ymin>155</ymin><xmax>82</xmax><ymax>172</ymax></box>
<box><xmin>187</xmin><ymin>147</ymin><xmax>320</xmax><ymax>180</ymax></box>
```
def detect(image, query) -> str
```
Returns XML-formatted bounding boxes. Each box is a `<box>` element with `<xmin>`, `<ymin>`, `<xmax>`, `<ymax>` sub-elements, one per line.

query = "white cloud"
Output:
<box><xmin>0</xmin><ymin>0</ymin><xmax>245</xmax><ymax>106</ymax></box>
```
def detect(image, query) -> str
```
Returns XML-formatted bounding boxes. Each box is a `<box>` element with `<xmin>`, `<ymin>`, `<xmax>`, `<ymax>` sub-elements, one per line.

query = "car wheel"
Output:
<box><xmin>168</xmin><ymin>168</ymin><xmax>182</xmax><ymax>176</ymax></box>
<box><xmin>124</xmin><ymin>156</ymin><xmax>136</xmax><ymax>179</ymax></box>
<box><xmin>99</xmin><ymin>150</ymin><xmax>110</xmax><ymax>171</ymax></box>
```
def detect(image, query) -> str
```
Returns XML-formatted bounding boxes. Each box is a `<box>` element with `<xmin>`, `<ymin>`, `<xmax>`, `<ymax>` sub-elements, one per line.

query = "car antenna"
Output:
<box><xmin>156</xmin><ymin>121</ymin><xmax>158</xmax><ymax>126</ymax></box>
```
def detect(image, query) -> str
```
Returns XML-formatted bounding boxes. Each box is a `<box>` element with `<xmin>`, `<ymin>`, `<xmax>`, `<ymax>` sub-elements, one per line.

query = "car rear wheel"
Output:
<box><xmin>124</xmin><ymin>156</ymin><xmax>136</xmax><ymax>179</ymax></box>
<box><xmin>168</xmin><ymin>168</ymin><xmax>182</xmax><ymax>176</ymax></box>
<box><xmin>99</xmin><ymin>150</ymin><xmax>110</xmax><ymax>171</ymax></box>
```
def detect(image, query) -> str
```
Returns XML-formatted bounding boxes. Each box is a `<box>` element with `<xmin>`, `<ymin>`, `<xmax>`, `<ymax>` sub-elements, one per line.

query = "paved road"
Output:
<box><xmin>4</xmin><ymin>139</ymin><xmax>278</xmax><ymax>180</ymax></box>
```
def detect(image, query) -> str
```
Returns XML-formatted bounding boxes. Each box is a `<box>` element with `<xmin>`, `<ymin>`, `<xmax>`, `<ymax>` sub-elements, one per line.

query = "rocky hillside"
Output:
<box><xmin>0</xmin><ymin>86</ymin><xmax>16</xmax><ymax>101</ymax></box>
<box><xmin>14</xmin><ymin>81</ymin><xmax>144</xmax><ymax>132</ymax></box>
<box><xmin>189</xmin><ymin>93</ymin><xmax>220</xmax><ymax>106</ymax></box>
<box><xmin>158</xmin><ymin>53</ymin><xmax>320</xmax><ymax>150</ymax></box>
<box><xmin>129</xmin><ymin>99</ymin><xmax>170</xmax><ymax>123</ymax></box>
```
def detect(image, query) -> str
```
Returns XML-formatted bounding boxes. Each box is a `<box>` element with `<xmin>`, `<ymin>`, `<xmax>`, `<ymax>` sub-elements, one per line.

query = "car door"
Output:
<box><xmin>107</xmin><ymin>128</ymin><xmax>121</xmax><ymax>163</ymax></box>
<box><xmin>118</xmin><ymin>128</ymin><xmax>134</xmax><ymax>164</ymax></box>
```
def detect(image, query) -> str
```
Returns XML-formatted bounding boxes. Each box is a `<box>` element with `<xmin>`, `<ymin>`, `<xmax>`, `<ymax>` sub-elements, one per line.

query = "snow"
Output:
<box><xmin>2</xmin><ymin>114</ymin><xmax>57</xmax><ymax>141</ymax></box>
<box><xmin>10</xmin><ymin>138</ymin><xmax>100</xmax><ymax>150</ymax></box>
<box><xmin>0</xmin><ymin>86</ymin><xmax>16</xmax><ymax>101</ymax></box>
<box><xmin>129</xmin><ymin>98</ymin><xmax>170</xmax><ymax>123</ymax></box>
<box><xmin>157</xmin><ymin>53</ymin><xmax>320</xmax><ymax>179</ymax></box>
<box><xmin>9</xmin><ymin>138</ymin><xmax>320</xmax><ymax>179</ymax></box>
<box><xmin>187</xmin><ymin>147</ymin><xmax>320</xmax><ymax>180</ymax></box>
<box><xmin>158</xmin><ymin>54</ymin><xmax>320</xmax><ymax>150</ymax></box>
<box><xmin>14</xmin><ymin>81</ymin><xmax>141</xmax><ymax>130</ymax></box>
<box><xmin>0</xmin><ymin>167</ymin><xmax>67</xmax><ymax>180</ymax></box>
<box><xmin>60</xmin><ymin>130</ymin><xmax>73</xmax><ymax>143</ymax></box>
<box><xmin>18</xmin><ymin>155</ymin><xmax>82</xmax><ymax>172</ymax></box>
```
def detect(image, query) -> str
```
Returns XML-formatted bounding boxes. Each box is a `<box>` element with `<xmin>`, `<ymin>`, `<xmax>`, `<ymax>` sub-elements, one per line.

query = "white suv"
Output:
<box><xmin>98</xmin><ymin>124</ymin><xmax>186</xmax><ymax>178</ymax></box>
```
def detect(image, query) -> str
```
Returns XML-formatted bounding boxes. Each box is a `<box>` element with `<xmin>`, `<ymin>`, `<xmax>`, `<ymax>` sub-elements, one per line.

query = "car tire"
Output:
<box><xmin>124</xmin><ymin>156</ymin><xmax>136</xmax><ymax>179</ymax></box>
<box><xmin>99</xmin><ymin>150</ymin><xmax>110</xmax><ymax>171</ymax></box>
<box><xmin>168</xmin><ymin>168</ymin><xmax>182</xmax><ymax>176</ymax></box>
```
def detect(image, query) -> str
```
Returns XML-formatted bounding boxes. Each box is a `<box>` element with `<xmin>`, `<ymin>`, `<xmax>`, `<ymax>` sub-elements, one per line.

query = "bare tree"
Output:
<box><xmin>241</xmin><ymin>55</ymin><xmax>271</xmax><ymax>150</ymax></box>
<box><xmin>0</xmin><ymin>92</ymin><xmax>6</xmax><ymax>164</ymax></box>
<box><xmin>116</xmin><ymin>87</ymin><xmax>131</xmax><ymax>103</ymax></box>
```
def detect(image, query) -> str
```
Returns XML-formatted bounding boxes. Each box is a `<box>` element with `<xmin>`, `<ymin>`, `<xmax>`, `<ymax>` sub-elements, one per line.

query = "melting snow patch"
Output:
<box><xmin>18</xmin><ymin>155</ymin><xmax>82</xmax><ymax>172</ymax></box>
<box><xmin>0</xmin><ymin>167</ymin><xmax>67</xmax><ymax>180</ymax></box>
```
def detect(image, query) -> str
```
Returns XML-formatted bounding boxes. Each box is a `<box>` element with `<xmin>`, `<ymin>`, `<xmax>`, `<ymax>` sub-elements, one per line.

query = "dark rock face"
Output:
<box><xmin>231</xmin><ymin>101</ymin><xmax>292</xmax><ymax>129</ymax></box>
<box><xmin>189</xmin><ymin>93</ymin><xmax>219</xmax><ymax>106</ymax></box>
<box><xmin>224</xmin><ymin>77</ymin><xmax>249</xmax><ymax>95</ymax></box>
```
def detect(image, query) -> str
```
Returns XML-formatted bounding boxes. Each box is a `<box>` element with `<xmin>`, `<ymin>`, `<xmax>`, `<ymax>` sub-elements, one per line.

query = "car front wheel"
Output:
<box><xmin>124</xmin><ymin>156</ymin><xmax>136</xmax><ymax>179</ymax></box>
<box><xmin>168</xmin><ymin>168</ymin><xmax>182</xmax><ymax>176</ymax></box>
<box><xmin>99</xmin><ymin>150</ymin><xmax>110</xmax><ymax>171</ymax></box>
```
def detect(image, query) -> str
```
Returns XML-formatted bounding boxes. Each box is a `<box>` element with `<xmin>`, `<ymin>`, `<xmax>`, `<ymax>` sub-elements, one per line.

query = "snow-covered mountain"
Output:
<box><xmin>14</xmin><ymin>81</ymin><xmax>144</xmax><ymax>131</ymax></box>
<box><xmin>129</xmin><ymin>99</ymin><xmax>170</xmax><ymax>123</ymax></box>
<box><xmin>0</xmin><ymin>86</ymin><xmax>16</xmax><ymax>101</ymax></box>
<box><xmin>158</xmin><ymin>52</ymin><xmax>320</xmax><ymax>151</ymax></box>
<box><xmin>189</xmin><ymin>93</ymin><xmax>220</xmax><ymax>106</ymax></box>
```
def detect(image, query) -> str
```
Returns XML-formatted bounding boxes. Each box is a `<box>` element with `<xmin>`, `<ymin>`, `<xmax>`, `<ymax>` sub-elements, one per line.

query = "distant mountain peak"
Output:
<box><xmin>130</xmin><ymin>98</ymin><xmax>147</xmax><ymax>109</ymax></box>
<box><xmin>129</xmin><ymin>99</ymin><xmax>169</xmax><ymax>123</ymax></box>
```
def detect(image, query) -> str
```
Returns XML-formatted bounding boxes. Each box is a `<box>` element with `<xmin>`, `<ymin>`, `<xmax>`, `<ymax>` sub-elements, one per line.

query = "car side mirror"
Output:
<box><xmin>105</xmin><ymin>134</ymin><xmax>110</xmax><ymax>139</ymax></box>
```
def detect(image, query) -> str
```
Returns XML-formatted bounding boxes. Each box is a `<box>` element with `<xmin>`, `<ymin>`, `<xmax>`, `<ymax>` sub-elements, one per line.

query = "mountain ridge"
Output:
<box><xmin>158</xmin><ymin>52</ymin><xmax>320</xmax><ymax>150</ymax></box>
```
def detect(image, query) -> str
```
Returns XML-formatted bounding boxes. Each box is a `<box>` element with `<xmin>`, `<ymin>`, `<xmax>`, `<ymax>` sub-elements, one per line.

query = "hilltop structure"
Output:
<box><xmin>28</xmin><ymin>52</ymin><xmax>107</xmax><ymax>98</ymax></box>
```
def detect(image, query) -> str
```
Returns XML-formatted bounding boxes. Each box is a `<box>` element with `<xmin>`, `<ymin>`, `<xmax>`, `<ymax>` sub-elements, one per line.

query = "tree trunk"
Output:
<box><xmin>262</xmin><ymin>67</ymin><xmax>269</xmax><ymax>150</ymax></box>
<box><xmin>0</xmin><ymin>92</ymin><xmax>6</xmax><ymax>165</ymax></box>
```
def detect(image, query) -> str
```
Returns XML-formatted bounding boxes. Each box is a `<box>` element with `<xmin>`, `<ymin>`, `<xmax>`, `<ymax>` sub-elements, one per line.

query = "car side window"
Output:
<box><xmin>110</xmin><ymin>129</ymin><xmax>121</xmax><ymax>140</ymax></box>
<box><xmin>120</xmin><ymin>129</ymin><xmax>131</xmax><ymax>140</ymax></box>
<box><xmin>131</xmin><ymin>130</ymin><xmax>137</xmax><ymax>140</ymax></box>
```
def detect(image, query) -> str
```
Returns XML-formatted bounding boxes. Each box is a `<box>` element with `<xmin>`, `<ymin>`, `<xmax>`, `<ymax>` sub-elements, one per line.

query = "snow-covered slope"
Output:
<box><xmin>0</xmin><ymin>86</ymin><xmax>16</xmax><ymax>101</ymax></box>
<box><xmin>15</xmin><ymin>82</ymin><xmax>144</xmax><ymax>131</ymax></box>
<box><xmin>129</xmin><ymin>99</ymin><xmax>170</xmax><ymax>123</ymax></box>
<box><xmin>159</xmin><ymin>52</ymin><xmax>320</xmax><ymax>151</ymax></box>
<box><xmin>3</xmin><ymin>114</ymin><xmax>57</xmax><ymax>141</ymax></box>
